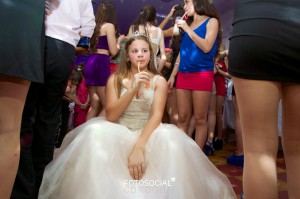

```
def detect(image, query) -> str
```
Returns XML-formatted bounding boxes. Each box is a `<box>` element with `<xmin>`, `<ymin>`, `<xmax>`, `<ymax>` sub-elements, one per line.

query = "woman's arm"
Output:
<box><xmin>167</xmin><ymin>53</ymin><xmax>180</xmax><ymax>90</ymax></box>
<box><xmin>64</xmin><ymin>86</ymin><xmax>85</xmax><ymax>106</ymax></box>
<box><xmin>105</xmin><ymin>23</ymin><xmax>123</xmax><ymax>57</ymax></box>
<box><xmin>158</xmin><ymin>5</ymin><xmax>176</xmax><ymax>29</ymax></box>
<box><xmin>128</xmin><ymin>76</ymin><xmax>167</xmax><ymax>180</ymax></box>
<box><xmin>177</xmin><ymin>18</ymin><xmax>219</xmax><ymax>53</ymax></box>
<box><xmin>158</xmin><ymin>5</ymin><xmax>177</xmax><ymax>37</ymax></box>
<box><xmin>216</xmin><ymin>57</ymin><xmax>232</xmax><ymax>79</ymax></box>
<box><xmin>157</xmin><ymin>32</ymin><xmax>167</xmax><ymax>72</ymax></box>
<box><xmin>135</xmin><ymin>76</ymin><xmax>167</xmax><ymax>147</ymax></box>
<box><xmin>106</xmin><ymin>72</ymin><xmax>151</xmax><ymax>122</ymax></box>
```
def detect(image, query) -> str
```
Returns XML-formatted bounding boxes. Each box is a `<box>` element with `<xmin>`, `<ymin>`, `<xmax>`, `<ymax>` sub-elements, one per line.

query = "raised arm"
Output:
<box><xmin>106</xmin><ymin>72</ymin><xmax>151</xmax><ymax>122</ymax></box>
<box><xmin>158</xmin><ymin>5</ymin><xmax>177</xmax><ymax>37</ymax></box>
<box><xmin>105</xmin><ymin>74</ymin><xmax>136</xmax><ymax>122</ymax></box>
<box><xmin>158</xmin><ymin>5</ymin><xmax>176</xmax><ymax>29</ymax></box>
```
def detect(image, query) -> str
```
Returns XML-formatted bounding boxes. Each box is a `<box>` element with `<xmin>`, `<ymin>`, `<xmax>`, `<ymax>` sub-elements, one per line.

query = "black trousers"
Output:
<box><xmin>55</xmin><ymin>99</ymin><xmax>71</xmax><ymax>148</ymax></box>
<box><xmin>11</xmin><ymin>37</ymin><xmax>75</xmax><ymax>199</ymax></box>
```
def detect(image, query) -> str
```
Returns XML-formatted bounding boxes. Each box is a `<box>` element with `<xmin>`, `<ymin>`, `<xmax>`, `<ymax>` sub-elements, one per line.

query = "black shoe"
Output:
<box><xmin>214</xmin><ymin>138</ymin><xmax>223</xmax><ymax>150</ymax></box>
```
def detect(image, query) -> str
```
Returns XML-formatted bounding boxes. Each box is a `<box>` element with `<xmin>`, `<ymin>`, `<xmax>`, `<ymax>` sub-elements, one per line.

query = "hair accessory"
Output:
<box><xmin>131</xmin><ymin>31</ymin><xmax>148</xmax><ymax>38</ymax></box>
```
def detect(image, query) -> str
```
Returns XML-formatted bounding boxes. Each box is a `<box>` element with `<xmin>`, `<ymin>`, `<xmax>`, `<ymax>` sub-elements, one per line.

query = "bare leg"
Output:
<box><xmin>193</xmin><ymin>91</ymin><xmax>212</xmax><ymax>149</ymax></box>
<box><xmin>86</xmin><ymin>86</ymin><xmax>101</xmax><ymax>120</ymax></box>
<box><xmin>176</xmin><ymin>89</ymin><xmax>193</xmax><ymax>134</ymax></box>
<box><xmin>232</xmin><ymin>95</ymin><xmax>243</xmax><ymax>155</ymax></box>
<box><xmin>187</xmin><ymin>116</ymin><xmax>195</xmax><ymax>137</ymax></box>
<box><xmin>233</xmin><ymin>77</ymin><xmax>279</xmax><ymax>199</ymax></box>
<box><xmin>0</xmin><ymin>75</ymin><xmax>30</xmax><ymax>199</ymax></box>
<box><xmin>96</xmin><ymin>86</ymin><xmax>106</xmax><ymax>117</ymax></box>
<box><xmin>215</xmin><ymin>95</ymin><xmax>225</xmax><ymax>140</ymax></box>
<box><xmin>281</xmin><ymin>83</ymin><xmax>300</xmax><ymax>199</ymax></box>
<box><xmin>166</xmin><ymin>89</ymin><xmax>178</xmax><ymax>125</ymax></box>
<box><xmin>207</xmin><ymin>94</ymin><xmax>216</xmax><ymax>143</ymax></box>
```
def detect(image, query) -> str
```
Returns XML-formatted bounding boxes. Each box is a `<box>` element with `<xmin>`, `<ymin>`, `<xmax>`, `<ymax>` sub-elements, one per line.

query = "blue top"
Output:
<box><xmin>179</xmin><ymin>18</ymin><xmax>218</xmax><ymax>73</ymax></box>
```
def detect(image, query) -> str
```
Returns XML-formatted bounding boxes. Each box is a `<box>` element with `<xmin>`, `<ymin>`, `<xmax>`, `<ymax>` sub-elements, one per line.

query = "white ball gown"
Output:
<box><xmin>38</xmin><ymin>76</ymin><xmax>236</xmax><ymax>199</ymax></box>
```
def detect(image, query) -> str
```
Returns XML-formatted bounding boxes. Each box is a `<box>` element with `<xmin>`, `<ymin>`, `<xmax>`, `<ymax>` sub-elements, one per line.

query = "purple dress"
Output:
<box><xmin>85</xmin><ymin>36</ymin><xmax>110</xmax><ymax>86</ymax></box>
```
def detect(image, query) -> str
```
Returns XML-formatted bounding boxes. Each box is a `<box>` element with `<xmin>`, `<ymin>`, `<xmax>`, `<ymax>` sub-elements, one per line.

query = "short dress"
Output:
<box><xmin>228</xmin><ymin>0</ymin><xmax>300</xmax><ymax>83</ymax></box>
<box><xmin>177</xmin><ymin>18</ymin><xmax>218</xmax><ymax>91</ymax></box>
<box><xmin>85</xmin><ymin>36</ymin><xmax>110</xmax><ymax>86</ymax></box>
<box><xmin>0</xmin><ymin>0</ymin><xmax>44</xmax><ymax>83</ymax></box>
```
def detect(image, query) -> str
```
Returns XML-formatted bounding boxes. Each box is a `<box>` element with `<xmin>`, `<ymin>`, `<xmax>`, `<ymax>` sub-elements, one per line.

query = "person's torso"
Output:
<box><xmin>179</xmin><ymin>18</ymin><xmax>218</xmax><ymax>73</ymax></box>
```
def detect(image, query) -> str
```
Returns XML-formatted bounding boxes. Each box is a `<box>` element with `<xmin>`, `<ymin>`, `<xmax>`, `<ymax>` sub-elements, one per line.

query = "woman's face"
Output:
<box><xmin>128</xmin><ymin>39</ymin><xmax>151</xmax><ymax>72</ymax></box>
<box><xmin>183</xmin><ymin>0</ymin><xmax>194</xmax><ymax>16</ymax></box>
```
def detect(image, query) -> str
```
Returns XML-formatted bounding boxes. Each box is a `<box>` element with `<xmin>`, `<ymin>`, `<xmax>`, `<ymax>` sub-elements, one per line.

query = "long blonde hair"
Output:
<box><xmin>114</xmin><ymin>34</ymin><xmax>160</xmax><ymax>96</ymax></box>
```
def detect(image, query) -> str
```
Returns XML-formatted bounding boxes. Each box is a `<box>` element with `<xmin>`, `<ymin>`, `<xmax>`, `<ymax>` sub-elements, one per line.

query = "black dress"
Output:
<box><xmin>0</xmin><ymin>0</ymin><xmax>44</xmax><ymax>83</ymax></box>
<box><xmin>228</xmin><ymin>0</ymin><xmax>300</xmax><ymax>83</ymax></box>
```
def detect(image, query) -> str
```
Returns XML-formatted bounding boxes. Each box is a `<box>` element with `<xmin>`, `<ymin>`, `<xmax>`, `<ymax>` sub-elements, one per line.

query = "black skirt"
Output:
<box><xmin>0</xmin><ymin>0</ymin><xmax>45</xmax><ymax>83</ymax></box>
<box><xmin>228</xmin><ymin>0</ymin><xmax>300</xmax><ymax>83</ymax></box>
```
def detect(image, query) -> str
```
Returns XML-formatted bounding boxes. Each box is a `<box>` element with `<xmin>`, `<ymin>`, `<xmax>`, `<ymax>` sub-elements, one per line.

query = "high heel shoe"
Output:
<box><xmin>204</xmin><ymin>141</ymin><xmax>215</xmax><ymax>156</ymax></box>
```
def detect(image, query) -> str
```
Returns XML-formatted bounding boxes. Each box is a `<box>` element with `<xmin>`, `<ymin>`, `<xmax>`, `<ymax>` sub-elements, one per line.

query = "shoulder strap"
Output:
<box><xmin>151</xmin><ymin>75</ymin><xmax>159</xmax><ymax>89</ymax></box>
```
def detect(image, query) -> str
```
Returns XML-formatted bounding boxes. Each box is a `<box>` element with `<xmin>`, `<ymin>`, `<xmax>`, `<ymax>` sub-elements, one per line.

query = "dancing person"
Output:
<box><xmin>169</xmin><ymin>0</ymin><xmax>222</xmax><ymax>149</ymax></box>
<box><xmin>0</xmin><ymin>1</ymin><xmax>44</xmax><ymax>198</ymax></box>
<box><xmin>228</xmin><ymin>1</ymin><xmax>300</xmax><ymax>198</ymax></box>
<box><xmin>85</xmin><ymin>1</ymin><xmax>124</xmax><ymax>120</ymax></box>
<box><xmin>11</xmin><ymin>0</ymin><xmax>95</xmax><ymax>198</ymax></box>
<box><xmin>38</xmin><ymin>33</ymin><xmax>235</xmax><ymax>199</ymax></box>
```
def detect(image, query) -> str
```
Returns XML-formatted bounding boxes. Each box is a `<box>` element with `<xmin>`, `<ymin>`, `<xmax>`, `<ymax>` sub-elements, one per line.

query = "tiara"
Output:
<box><xmin>131</xmin><ymin>31</ymin><xmax>149</xmax><ymax>39</ymax></box>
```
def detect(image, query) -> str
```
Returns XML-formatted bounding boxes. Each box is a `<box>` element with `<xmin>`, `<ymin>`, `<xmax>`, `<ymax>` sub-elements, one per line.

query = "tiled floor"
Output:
<box><xmin>209</xmin><ymin>142</ymin><xmax>288</xmax><ymax>199</ymax></box>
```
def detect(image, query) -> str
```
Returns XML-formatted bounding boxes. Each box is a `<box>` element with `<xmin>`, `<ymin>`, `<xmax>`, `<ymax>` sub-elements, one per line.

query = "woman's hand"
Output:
<box><xmin>167</xmin><ymin>76</ymin><xmax>175</xmax><ymax>92</ymax></box>
<box><xmin>128</xmin><ymin>147</ymin><xmax>145</xmax><ymax>180</ymax></box>
<box><xmin>176</xmin><ymin>19</ymin><xmax>189</xmax><ymax>32</ymax></box>
<box><xmin>131</xmin><ymin>71</ymin><xmax>151</xmax><ymax>92</ymax></box>
<box><xmin>167</xmin><ymin>5</ymin><xmax>177</xmax><ymax>18</ymax></box>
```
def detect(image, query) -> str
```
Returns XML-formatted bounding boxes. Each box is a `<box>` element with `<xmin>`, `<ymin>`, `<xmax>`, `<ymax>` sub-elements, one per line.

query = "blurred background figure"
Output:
<box><xmin>0</xmin><ymin>1</ymin><xmax>44</xmax><ymax>198</ymax></box>
<box><xmin>85</xmin><ymin>1</ymin><xmax>124</xmax><ymax>120</ymax></box>
<box><xmin>11</xmin><ymin>0</ymin><xmax>95</xmax><ymax>198</ymax></box>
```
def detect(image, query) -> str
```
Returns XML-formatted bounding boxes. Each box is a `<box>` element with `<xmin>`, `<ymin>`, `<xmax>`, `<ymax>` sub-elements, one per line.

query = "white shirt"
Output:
<box><xmin>45</xmin><ymin>0</ymin><xmax>95</xmax><ymax>47</ymax></box>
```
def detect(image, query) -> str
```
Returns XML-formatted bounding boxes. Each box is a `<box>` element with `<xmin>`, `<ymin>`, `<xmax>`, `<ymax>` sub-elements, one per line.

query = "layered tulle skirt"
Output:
<box><xmin>38</xmin><ymin>117</ymin><xmax>236</xmax><ymax>199</ymax></box>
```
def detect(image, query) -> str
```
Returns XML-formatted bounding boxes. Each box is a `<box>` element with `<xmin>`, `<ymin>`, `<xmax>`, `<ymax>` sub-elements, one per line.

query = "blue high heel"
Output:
<box><xmin>204</xmin><ymin>141</ymin><xmax>215</xmax><ymax>156</ymax></box>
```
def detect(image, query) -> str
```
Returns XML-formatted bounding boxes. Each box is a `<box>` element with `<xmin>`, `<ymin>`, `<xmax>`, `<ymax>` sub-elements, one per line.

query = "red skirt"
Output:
<box><xmin>176</xmin><ymin>71</ymin><xmax>214</xmax><ymax>91</ymax></box>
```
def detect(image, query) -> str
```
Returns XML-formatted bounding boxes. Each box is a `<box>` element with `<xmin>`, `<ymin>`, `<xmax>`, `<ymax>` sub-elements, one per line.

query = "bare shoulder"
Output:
<box><xmin>102</xmin><ymin>22</ymin><xmax>114</xmax><ymax>29</ymax></box>
<box><xmin>107</xmin><ymin>73</ymin><xmax>116</xmax><ymax>85</ymax></box>
<box><xmin>207</xmin><ymin>18</ymin><xmax>219</xmax><ymax>27</ymax></box>
<box><xmin>154</xmin><ymin>75</ymin><xmax>167</xmax><ymax>88</ymax></box>
<box><xmin>101</xmin><ymin>23</ymin><xmax>115</xmax><ymax>34</ymax></box>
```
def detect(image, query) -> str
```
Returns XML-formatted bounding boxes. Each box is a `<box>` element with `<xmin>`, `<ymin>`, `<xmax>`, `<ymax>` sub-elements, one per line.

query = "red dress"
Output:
<box><xmin>214</xmin><ymin>61</ymin><xmax>227</xmax><ymax>97</ymax></box>
<box><xmin>73</xmin><ymin>78</ymin><xmax>89</xmax><ymax>127</ymax></box>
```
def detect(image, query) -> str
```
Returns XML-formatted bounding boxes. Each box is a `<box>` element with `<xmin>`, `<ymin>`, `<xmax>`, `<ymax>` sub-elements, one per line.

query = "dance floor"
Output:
<box><xmin>209</xmin><ymin>142</ymin><xmax>288</xmax><ymax>199</ymax></box>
